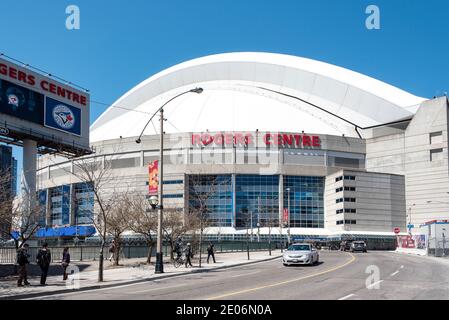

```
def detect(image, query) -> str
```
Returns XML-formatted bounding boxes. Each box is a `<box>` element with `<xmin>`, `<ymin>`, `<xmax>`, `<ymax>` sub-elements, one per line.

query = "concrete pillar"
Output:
<box><xmin>22</xmin><ymin>139</ymin><xmax>37</xmax><ymax>215</ymax></box>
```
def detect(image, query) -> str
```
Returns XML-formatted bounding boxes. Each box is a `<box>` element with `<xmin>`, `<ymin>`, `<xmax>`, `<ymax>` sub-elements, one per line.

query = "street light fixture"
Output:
<box><xmin>136</xmin><ymin>87</ymin><xmax>203</xmax><ymax>274</ymax></box>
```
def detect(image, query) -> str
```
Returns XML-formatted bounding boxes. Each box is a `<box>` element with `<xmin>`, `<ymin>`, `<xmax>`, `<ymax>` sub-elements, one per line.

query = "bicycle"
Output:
<box><xmin>173</xmin><ymin>252</ymin><xmax>186</xmax><ymax>268</ymax></box>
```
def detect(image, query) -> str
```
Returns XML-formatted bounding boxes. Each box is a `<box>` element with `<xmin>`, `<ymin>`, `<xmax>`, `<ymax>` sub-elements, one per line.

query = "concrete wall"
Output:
<box><xmin>325</xmin><ymin>169</ymin><xmax>406</xmax><ymax>232</ymax></box>
<box><xmin>366</xmin><ymin>97</ymin><xmax>449</xmax><ymax>231</ymax></box>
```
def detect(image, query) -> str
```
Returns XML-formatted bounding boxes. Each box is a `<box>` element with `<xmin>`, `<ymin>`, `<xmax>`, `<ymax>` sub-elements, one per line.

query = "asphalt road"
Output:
<box><xmin>29</xmin><ymin>251</ymin><xmax>449</xmax><ymax>300</ymax></box>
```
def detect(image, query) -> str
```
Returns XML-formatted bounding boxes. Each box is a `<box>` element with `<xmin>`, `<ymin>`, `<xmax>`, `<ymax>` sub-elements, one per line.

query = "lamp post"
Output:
<box><xmin>442</xmin><ymin>228</ymin><xmax>446</xmax><ymax>257</ymax></box>
<box><xmin>407</xmin><ymin>203</ymin><xmax>416</xmax><ymax>235</ymax></box>
<box><xmin>136</xmin><ymin>87</ymin><xmax>203</xmax><ymax>274</ymax></box>
<box><xmin>286</xmin><ymin>187</ymin><xmax>291</xmax><ymax>245</ymax></box>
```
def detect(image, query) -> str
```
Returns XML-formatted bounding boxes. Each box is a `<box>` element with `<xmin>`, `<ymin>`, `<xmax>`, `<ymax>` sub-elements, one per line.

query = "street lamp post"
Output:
<box><xmin>136</xmin><ymin>88</ymin><xmax>203</xmax><ymax>274</ymax></box>
<box><xmin>408</xmin><ymin>203</ymin><xmax>416</xmax><ymax>234</ymax></box>
<box><xmin>442</xmin><ymin>228</ymin><xmax>446</xmax><ymax>257</ymax></box>
<box><xmin>286</xmin><ymin>188</ymin><xmax>291</xmax><ymax>245</ymax></box>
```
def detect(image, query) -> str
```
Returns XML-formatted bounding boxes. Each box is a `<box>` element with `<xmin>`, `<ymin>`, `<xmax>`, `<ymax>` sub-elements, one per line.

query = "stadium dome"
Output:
<box><xmin>90</xmin><ymin>52</ymin><xmax>426</xmax><ymax>142</ymax></box>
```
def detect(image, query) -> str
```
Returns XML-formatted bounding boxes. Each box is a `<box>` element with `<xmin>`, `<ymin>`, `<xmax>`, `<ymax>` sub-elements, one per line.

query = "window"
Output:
<box><xmin>336</xmin><ymin>187</ymin><xmax>343</xmax><ymax>193</ymax></box>
<box><xmin>336</xmin><ymin>209</ymin><xmax>344</xmax><ymax>214</ymax></box>
<box><xmin>336</xmin><ymin>198</ymin><xmax>344</xmax><ymax>203</ymax></box>
<box><xmin>163</xmin><ymin>180</ymin><xmax>183</xmax><ymax>185</ymax></box>
<box><xmin>345</xmin><ymin>187</ymin><xmax>356</xmax><ymax>192</ymax></box>
<box><xmin>74</xmin><ymin>182</ymin><xmax>94</xmax><ymax>225</ymax></box>
<box><xmin>336</xmin><ymin>220</ymin><xmax>344</xmax><ymax>225</ymax></box>
<box><xmin>430</xmin><ymin>131</ymin><xmax>443</xmax><ymax>144</ymax></box>
<box><xmin>430</xmin><ymin>148</ymin><xmax>444</xmax><ymax>162</ymax></box>
<box><xmin>335</xmin><ymin>176</ymin><xmax>343</xmax><ymax>182</ymax></box>
<box><xmin>344</xmin><ymin>175</ymin><xmax>356</xmax><ymax>181</ymax></box>
<box><xmin>162</xmin><ymin>194</ymin><xmax>183</xmax><ymax>199</ymax></box>
<box><xmin>344</xmin><ymin>197</ymin><xmax>356</xmax><ymax>203</ymax></box>
<box><xmin>188</xmin><ymin>175</ymin><xmax>233</xmax><ymax>227</ymax></box>
<box><xmin>344</xmin><ymin>219</ymin><xmax>357</xmax><ymax>225</ymax></box>
<box><xmin>345</xmin><ymin>209</ymin><xmax>357</xmax><ymax>213</ymax></box>
<box><xmin>283</xmin><ymin>176</ymin><xmax>324</xmax><ymax>228</ymax></box>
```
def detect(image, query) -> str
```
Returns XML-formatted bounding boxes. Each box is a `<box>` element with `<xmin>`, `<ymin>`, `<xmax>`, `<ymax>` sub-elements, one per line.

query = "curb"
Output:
<box><xmin>0</xmin><ymin>254</ymin><xmax>281</xmax><ymax>300</ymax></box>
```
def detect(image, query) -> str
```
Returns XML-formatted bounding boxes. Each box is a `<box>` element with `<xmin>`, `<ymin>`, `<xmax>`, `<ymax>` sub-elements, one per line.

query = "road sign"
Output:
<box><xmin>394</xmin><ymin>227</ymin><xmax>400</xmax><ymax>234</ymax></box>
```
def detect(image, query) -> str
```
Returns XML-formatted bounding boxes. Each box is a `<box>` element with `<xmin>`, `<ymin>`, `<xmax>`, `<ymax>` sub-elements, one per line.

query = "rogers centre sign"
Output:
<box><xmin>191</xmin><ymin>132</ymin><xmax>321</xmax><ymax>148</ymax></box>
<box><xmin>0</xmin><ymin>59</ymin><xmax>88</xmax><ymax>107</ymax></box>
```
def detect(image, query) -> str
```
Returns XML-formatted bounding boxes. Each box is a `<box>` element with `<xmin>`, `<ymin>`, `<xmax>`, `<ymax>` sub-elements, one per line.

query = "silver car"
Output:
<box><xmin>282</xmin><ymin>243</ymin><xmax>319</xmax><ymax>266</ymax></box>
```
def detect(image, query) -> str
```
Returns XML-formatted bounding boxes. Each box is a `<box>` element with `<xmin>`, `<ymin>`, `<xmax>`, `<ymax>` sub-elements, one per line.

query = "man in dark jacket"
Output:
<box><xmin>17</xmin><ymin>244</ymin><xmax>30</xmax><ymax>287</ymax></box>
<box><xmin>184</xmin><ymin>243</ymin><xmax>193</xmax><ymax>268</ymax></box>
<box><xmin>207</xmin><ymin>242</ymin><xmax>216</xmax><ymax>264</ymax></box>
<box><xmin>36</xmin><ymin>243</ymin><xmax>51</xmax><ymax>286</ymax></box>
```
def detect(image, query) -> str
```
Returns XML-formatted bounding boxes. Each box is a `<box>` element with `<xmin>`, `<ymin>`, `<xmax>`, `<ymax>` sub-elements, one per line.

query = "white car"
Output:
<box><xmin>282</xmin><ymin>243</ymin><xmax>319</xmax><ymax>266</ymax></box>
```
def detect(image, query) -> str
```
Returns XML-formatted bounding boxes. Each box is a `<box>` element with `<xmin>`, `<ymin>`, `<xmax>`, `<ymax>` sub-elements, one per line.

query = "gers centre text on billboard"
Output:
<box><xmin>0</xmin><ymin>59</ymin><xmax>88</xmax><ymax>107</ymax></box>
<box><xmin>0</xmin><ymin>57</ymin><xmax>90</xmax><ymax>154</ymax></box>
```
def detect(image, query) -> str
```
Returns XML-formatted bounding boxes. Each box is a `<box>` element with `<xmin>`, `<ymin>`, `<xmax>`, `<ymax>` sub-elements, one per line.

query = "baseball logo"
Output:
<box><xmin>53</xmin><ymin>104</ymin><xmax>75</xmax><ymax>129</ymax></box>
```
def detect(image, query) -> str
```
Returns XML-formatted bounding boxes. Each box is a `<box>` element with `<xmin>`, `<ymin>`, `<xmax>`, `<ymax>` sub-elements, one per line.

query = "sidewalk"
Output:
<box><xmin>394</xmin><ymin>247</ymin><xmax>428</xmax><ymax>256</ymax></box>
<box><xmin>0</xmin><ymin>250</ymin><xmax>282</xmax><ymax>299</ymax></box>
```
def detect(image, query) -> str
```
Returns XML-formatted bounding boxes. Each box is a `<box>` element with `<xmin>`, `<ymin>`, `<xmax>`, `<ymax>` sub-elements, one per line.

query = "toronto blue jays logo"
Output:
<box><xmin>52</xmin><ymin>104</ymin><xmax>75</xmax><ymax>130</ymax></box>
<box><xmin>7</xmin><ymin>94</ymin><xmax>19</xmax><ymax>107</ymax></box>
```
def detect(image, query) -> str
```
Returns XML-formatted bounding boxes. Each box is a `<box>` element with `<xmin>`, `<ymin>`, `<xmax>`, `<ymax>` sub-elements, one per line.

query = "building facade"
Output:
<box><xmin>32</xmin><ymin>52</ymin><xmax>448</xmax><ymax>241</ymax></box>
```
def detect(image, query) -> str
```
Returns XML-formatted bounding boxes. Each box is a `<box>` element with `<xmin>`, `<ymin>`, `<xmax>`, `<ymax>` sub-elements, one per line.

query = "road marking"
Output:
<box><xmin>206</xmin><ymin>252</ymin><xmax>356</xmax><ymax>300</ymax></box>
<box><xmin>338</xmin><ymin>294</ymin><xmax>355</xmax><ymax>300</ymax></box>
<box><xmin>390</xmin><ymin>270</ymin><xmax>399</xmax><ymax>277</ymax></box>
<box><xmin>230</xmin><ymin>271</ymin><xmax>260</xmax><ymax>278</ymax></box>
<box><xmin>366</xmin><ymin>280</ymin><xmax>383</xmax><ymax>289</ymax></box>
<box><xmin>24</xmin><ymin>256</ymin><xmax>283</xmax><ymax>300</ymax></box>
<box><xmin>132</xmin><ymin>283</ymin><xmax>187</xmax><ymax>294</ymax></box>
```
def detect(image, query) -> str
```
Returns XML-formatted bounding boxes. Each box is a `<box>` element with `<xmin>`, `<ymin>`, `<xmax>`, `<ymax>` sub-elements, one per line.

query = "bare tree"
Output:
<box><xmin>0</xmin><ymin>167</ymin><xmax>42</xmax><ymax>250</ymax></box>
<box><xmin>128</xmin><ymin>193</ymin><xmax>157</xmax><ymax>264</ymax></box>
<box><xmin>187</xmin><ymin>174</ymin><xmax>229</xmax><ymax>267</ymax></box>
<box><xmin>71</xmin><ymin>154</ymin><xmax>119</xmax><ymax>282</ymax></box>
<box><xmin>162</xmin><ymin>207</ymin><xmax>190</xmax><ymax>260</ymax></box>
<box><xmin>106</xmin><ymin>192</ymin><xmax>132</xmax><ymax>266</ymax></box>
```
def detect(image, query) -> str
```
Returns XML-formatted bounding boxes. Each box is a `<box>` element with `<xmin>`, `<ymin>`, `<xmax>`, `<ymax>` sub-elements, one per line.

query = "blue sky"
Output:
<box><xmin>1</xmin><ymin>0</ymin><xmax>449</xmax><ymax>192</ymax></box>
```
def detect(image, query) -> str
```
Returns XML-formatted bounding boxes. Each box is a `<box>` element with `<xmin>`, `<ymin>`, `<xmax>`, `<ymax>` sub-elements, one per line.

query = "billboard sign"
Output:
<box><xmin>45</xmin><ymin>97</ymin><xmax>81</xmax><ymax>136</ymax></box>
<box><xmin>0</xmin><ymin>57</ymin><xmax>90</xmax><ymax>156</ymax></box>
<box><xmin>148</xmin><ymin>160</ymin><xmax>159</xmax><ymax>195</ymax></box>
<box><xmin>0</xmin><ymin>78</ymin><xmax>45</xmax><ymax>124</ymax></box>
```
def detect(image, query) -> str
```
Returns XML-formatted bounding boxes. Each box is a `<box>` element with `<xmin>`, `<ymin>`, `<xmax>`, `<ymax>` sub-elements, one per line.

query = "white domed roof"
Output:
<box><xmin>90</xmin><ymin>52</ymin><xmax>426</xmax><ymax>142</ymax></box>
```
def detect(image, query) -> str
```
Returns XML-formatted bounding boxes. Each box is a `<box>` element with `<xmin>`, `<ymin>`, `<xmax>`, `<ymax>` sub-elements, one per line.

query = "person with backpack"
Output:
<box><xmin>207</xmin><ymin>242</ymin><xmax>216</xmax><ymax>264</ymax></box>
<box><xmin>184</xmin><ymin>243</ymin><xmax>193</xmax><ymax>268</ymax></box>
<box><xmin>36</xmin><ymin>243</ymin><xmax>52</xmax><ymax>286</ymax></box>
<box><xmin>16</xmin><ymin>244</ymin><xmax>30</xmax><ymax>287</ymax></box>
<box><xmin>61</xmin><ymin>247</ymin><xmax>71</xmax><ymax>280</ymax></box>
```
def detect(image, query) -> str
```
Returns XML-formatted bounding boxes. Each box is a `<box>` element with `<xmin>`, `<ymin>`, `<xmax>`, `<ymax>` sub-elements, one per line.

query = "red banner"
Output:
<box><xmin>148</xmin><ymin>160</ymin><xmax>159</xmax><ymax>195</ymax></box>
<box><xmin>283</xmin><ymin>208</ymin><xmax>289</xmax><ymax>224</ymax></box>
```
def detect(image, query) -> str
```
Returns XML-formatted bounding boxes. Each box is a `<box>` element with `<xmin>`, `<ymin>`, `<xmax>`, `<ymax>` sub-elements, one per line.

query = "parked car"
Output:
<box><xmin>282</xmin><ymin>243</ymin><xmax>319</xmax><ymax>266</ymax></box>
<box><xmin>350</xmin><ymin>241</ymin><xmax>367</xmax><ymax>253</ymax></box>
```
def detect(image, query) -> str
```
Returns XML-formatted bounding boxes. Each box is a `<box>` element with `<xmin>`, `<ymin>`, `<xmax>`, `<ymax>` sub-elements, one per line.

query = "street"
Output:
<box><xmin>28</xmin><ymin>251</ymin><xmax>449</xmax><ymax>300</ymax></box>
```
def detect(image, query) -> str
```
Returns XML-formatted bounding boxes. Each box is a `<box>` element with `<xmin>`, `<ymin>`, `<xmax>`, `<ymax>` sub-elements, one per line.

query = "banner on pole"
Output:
<box><xmin>148</xmin><ymin>160</ymin><xmax>159</xmax><ymax>195</ymax></box>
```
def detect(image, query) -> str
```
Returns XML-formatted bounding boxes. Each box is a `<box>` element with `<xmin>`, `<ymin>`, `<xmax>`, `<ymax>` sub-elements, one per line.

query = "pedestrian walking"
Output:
<box><xmin>36</xmin><ymin>243</ymin><xmax>52</xmax><ymax>286</ymax></box>
<box><xmin>185</xmin><ymin>243</ymin><xmax>193</xmax><ymax>268</ymax></box>
<box><xmin>16</xmin><ymin>244</ymin><xmax>30</xmax><ymax>287</ymax></box>
<box><xmin>108</xmin><ymin>240</ymin><xmax>116</xmax><ymax>261</ymax></box>
<box><xmin>174</xmin><ymin>237</ymin><xmax>183</xmax><ymax>260</ymax></box>
<box><xmin>207</xmin><ymin>242</ymin><xmax>216</xmax><ymax>264</ymax></box>
<box><xmin>61</xmin><ymin>247</ymin><xmax>71</xmax><ymax>280</ymax></box>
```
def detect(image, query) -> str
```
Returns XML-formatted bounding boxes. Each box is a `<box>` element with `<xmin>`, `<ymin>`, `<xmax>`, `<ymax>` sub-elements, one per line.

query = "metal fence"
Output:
<box><xmin>0</xmin><ymin>241</ymin><xmax>279</xmax><ymax>265</ymax></box>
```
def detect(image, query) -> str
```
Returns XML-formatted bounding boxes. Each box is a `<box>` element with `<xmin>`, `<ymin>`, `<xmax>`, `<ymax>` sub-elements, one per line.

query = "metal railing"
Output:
<box><xmin>0</xmin><ymin>241</ymin><xmax>279</xmax><ymax>265</ymax></box>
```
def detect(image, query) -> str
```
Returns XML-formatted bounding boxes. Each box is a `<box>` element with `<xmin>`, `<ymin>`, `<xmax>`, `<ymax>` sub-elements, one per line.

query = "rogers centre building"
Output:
<box><xmin>36</xmin><ymin>52</ymin><xmax>449</xmax><ymax>243</ymax></box>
